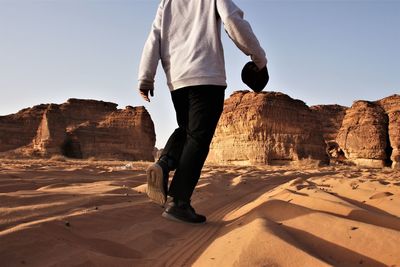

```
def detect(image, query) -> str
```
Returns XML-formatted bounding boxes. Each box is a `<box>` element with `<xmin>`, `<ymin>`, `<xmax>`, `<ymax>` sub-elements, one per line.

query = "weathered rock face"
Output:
<box><xmin>0</xmin><ymin>105</ymin><xmax>48</xmax><ymax>153</ymax></box>
<box><xmin>33</xmin><ymin>104</ymin><xmax>67</xmax><ymax>156</ymax></box>
<box><xmin>336</xmin><ymin>101</ymin><xmax>389</xmax><ymax>168</ymax></box>
<box><xmin>330</xmin><ymin>95</ymin><xmax>400</xmax><ymax>168</ymax></box>
<box><xmin>60</xmin><ymin>98</ymin><xmax>118</xmax><ymax>126</ymax></box>
<box><xmin>64</xmin><ymin>106</ymin><xmax>155</xmax><ymax>160</ymax></box>
<box><xmin>387</xmin><ymin>111</ymin><xmax>400</xmax><ymax>169</ymax></box>
<box><xmin>310</xmin><ymin>105</ymin><xmax>348</xmax><ymax>142</ymax></box>
<box><xmin>207</xmin><ymin>91</ymin><xmax>329</xmax><ymax>165</ymax></box>
<box><xmin>376</xmin><ymin>94</ymin><xmax>400</xmax><ymax>169</ymax></box>
<box><xmin>0</xmin><ymin>99</ymin><xmax>155</xmax><ymax>161</ymax></box>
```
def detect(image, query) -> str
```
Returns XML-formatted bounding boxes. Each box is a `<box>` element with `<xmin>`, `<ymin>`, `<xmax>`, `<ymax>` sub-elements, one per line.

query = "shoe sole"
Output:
<box><xmin>146</xmin><ymin>164</ymin><xmax>166</xmax><ymax>206</ymax></box>
<box><xmin>161</xmin><ymin>211</ymin><xmax>206</xmax><ymax>224</ymax></box>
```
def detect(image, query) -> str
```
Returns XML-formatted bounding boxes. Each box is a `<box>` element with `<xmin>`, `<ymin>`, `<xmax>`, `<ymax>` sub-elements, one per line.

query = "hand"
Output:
<box><xmin>248</xmin><ymin>62</ymin><xmax>266</xmax><ymax>73</ymax></box>
<box><xmin>139</xmin><ymin>89</ymin><xmax>154</xmax><ymax>102</ymax></box>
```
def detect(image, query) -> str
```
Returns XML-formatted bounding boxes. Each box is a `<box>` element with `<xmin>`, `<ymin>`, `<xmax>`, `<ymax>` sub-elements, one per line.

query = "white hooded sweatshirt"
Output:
<box><xmin>138</xmin><ymin>0</ymin><xmax>267</xmax><ymax>91</ymax></box>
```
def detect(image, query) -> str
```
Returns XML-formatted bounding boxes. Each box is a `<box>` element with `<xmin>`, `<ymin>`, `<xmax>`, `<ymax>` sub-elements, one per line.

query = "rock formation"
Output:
<box><xmin>318</xmin><ymin>94</ymin><xmax>399</xmax><ymax>168</ymax></box>
<box><xmin>335</xmin><ymin>101</ymin><xmax>389</xmax><ymax>168</ymax></box>
<box><xmin>207</xmin><ymin>91</ymin><xmax>329</xmax><ymax>165</ymax></box>
<box><xmin>33</xmin><ymin>104</ymin><xmax>67</xmax><ymax>156</ymax></box>
<box><xmin>63</xmin><ymin>105</ymin><xmax>155</xmax><ymax>160</ymax></box>
<box><xmin>310</xmin><ymin>105</ymin><xmax>348</xmax><ymax>164</ymax></box>
<box><xmin>310</xmin><ymin>105</ymin><xmax>348</xmax><ymax>142</ymax></box>
<box><xmin>376</xmin><ymin>94</ymin><xmax>400</xmax><ymax>169</ymax></box>
<box><xmin>0</xmin><ymin>99</ymin><xmax>155</xmax><ymax>161</ymax></box>
<box><xmin>0</xmin><ymin>104</ymin><xmax>48</xmax><ymax>153</ymax></box>
<box><xmin>2</xmin><ymin>93</ymin><xmax>397</xmax><ymax>168</ymax></box>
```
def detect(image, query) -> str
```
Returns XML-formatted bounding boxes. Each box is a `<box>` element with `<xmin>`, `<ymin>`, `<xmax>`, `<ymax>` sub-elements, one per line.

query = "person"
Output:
<box><xmin>138</xmin><ymin>0</ymin><xmax>267</xmax><ymax>224</ymax></box>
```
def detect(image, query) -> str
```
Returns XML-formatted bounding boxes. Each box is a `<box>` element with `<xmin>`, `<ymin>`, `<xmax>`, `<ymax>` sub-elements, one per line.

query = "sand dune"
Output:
<box><xmin>0</xmin><ymin>159</ymin><xmax>399</xmax><ymax>266</ymax></box>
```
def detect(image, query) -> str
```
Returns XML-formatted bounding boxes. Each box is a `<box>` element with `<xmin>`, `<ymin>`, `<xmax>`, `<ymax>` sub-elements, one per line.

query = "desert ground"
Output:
<box><xmin>0</xmin><ymin>158</ymin><xmax>399</xmax><ymax>266</ymax></box>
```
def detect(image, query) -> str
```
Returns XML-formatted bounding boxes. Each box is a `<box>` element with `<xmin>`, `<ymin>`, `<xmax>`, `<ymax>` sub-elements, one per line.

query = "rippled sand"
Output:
<box><xmin>0</xmin><ymin>159</ymin><xmax>399</xmax><ymax>266</ymax></box>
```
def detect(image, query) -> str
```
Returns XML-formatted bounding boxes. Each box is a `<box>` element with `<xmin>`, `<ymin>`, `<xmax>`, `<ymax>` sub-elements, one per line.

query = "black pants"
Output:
<box><xmin>161</xmin><ymin>85</ymin><xmax>226</xmax><ymax>202</ymax></box>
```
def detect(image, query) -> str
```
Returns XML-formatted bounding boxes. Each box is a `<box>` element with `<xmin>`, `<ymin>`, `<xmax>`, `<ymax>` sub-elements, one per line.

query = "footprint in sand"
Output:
<box><xmin>378</xmin><ymin>180</ymin><xmax>390</xmax><ymax>185</ymax></box>
<box><xmin>369</xmin><ymin>192</ymin><xmax>394</xmax><ymax>200</ymax></box>
<box><xmin>289</xmin><ymin>177</ymin><xmax>316</xmax><ymax>190</ymax></box>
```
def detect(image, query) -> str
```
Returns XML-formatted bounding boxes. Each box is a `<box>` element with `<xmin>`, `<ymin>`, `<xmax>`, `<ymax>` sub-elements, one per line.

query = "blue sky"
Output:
<box><xmin>0</xmin><ymin>0</ymin><xmax>399</xmax><ymax>148</ymax></box>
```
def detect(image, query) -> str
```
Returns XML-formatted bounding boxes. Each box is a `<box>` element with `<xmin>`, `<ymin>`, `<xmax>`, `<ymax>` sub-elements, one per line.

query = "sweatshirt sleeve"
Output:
<box><xmin>137</xmin><ymin>1</ymin><xmax>163</xmax><ymax>91</ymax></box>
<box><xmin>216</xmin><ymin>0</ymin><xmax>267</xmax><ymax>69</ymax></box>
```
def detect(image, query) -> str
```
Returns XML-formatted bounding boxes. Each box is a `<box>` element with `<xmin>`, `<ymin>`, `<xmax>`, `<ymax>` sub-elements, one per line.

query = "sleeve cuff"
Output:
<box><xmin>138</xmin><ymin>80</ymin><xmax>154</xmax><ymax>91</ymax></box>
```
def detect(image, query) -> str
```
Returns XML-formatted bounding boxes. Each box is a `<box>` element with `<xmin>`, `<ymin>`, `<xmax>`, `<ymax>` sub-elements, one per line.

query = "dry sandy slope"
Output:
<box><xmin>0</xmin><ymin>159</ymin><xmax>399</xmax><ymax>266</ymax></box>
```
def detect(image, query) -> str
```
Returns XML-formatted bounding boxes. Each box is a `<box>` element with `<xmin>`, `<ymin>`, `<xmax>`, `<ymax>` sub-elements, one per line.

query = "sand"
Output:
<box><xmin>0</xmin><ymin>158</ymin><xmax>399</xmax><ymax>266</ymax></box>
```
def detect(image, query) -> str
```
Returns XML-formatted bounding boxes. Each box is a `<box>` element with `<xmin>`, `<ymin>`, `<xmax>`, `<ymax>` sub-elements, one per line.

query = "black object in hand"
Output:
<box><xmin>241</xmin><ymin>61</ymin><xmax>269</xmax><ymax>93</ymax></box>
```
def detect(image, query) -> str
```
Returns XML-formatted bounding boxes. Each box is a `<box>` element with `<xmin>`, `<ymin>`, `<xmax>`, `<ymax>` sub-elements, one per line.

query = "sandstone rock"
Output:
<box><xmin>207</xmin><ymin>91</ymin><xmax>329</xmax><ymax>165</ymax></box>
<box><xmin>325</xmin><ymin>141</ymin><xmax>346</xmax><ymax>162</ymax></box>
<box><xmin>336</xmin><ymin>101</ymin><xmax>389</xmax><ymax>168</ymax></box>
<box><xmin>310</xmin><ymin>105</ymin><xmax>348</xmax><ymax>142</ymax></box>
<box><xmin>0</xmin><ymin>99</ymin><xmax>155</xmax><ymax>161</ymax></box>
<box><xmin>376</xmin><ymin>94</ymin><xmax>400</xmax><ymax>169</ymax></box>
<box><xmin>376</xmin><ymin>94</ymin><xmax>400</xmax><ymax>113</ymax></box>
<box><xmin>310</xmin><ymin>105</ymin><xmax>349</xmax><ymax>164</ymax></box>
<box><xmin>59</xmin><ymin>98</ymin><xmax>118</xmax><ymax>125</ymax></box>
<box><xmin>33</xmin><ymin>104</ymin><xmax>67</xmax><ymax>156</ymax></box>
<box><xmin>65</xmin><ymin>106</ymin><xmax>155</xmax><ymax>161</ymax></box>
<box><xmin>333</xmin><ymin>94</ymin><xmax>400</xmax><ymax>168</ymax></box>
<box><xmin>387</xmin><ymin>111</ymin><xmax>400</xmax><ymax>169</ymax></box>
<box><xmin>0</xmin><ymin>104</ymin><xmax>47</xmax><ymax>153</ymax></box>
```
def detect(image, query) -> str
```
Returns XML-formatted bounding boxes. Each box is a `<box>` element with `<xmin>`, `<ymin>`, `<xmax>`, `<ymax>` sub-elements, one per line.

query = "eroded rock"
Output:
<box><xmin>310</xmin><ymin>105</ymin><xmax>348</xmax><ymax>142</ymax></box>
<box><xmin>0</xmin><ymin>99</ymin><xmax>155</xmax><ymax>161</ymax></box>
<box><xmin>336</xmin><ymin>101</ymin><xmax>389</xmax><ymax>168</ymax></box>
<box><xmin>376</xmin><ymin>94</ymin><xmax>400</xmax><ymax>169</ymax></box>
<box><xmin>0</xmin><ymin>104</ymin><xmax>48</xmax><ymax>154</ymax></box>
<box><xmin>207</xmin><ymin>91</ymin><xmax>329</xmax><ymax>165</ymax></box>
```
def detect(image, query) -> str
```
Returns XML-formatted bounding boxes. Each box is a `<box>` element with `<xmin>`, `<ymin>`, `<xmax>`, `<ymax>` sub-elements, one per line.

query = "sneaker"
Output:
<box><xmin>162</xmin><ymin>200</ymin><xmax>206</xmax><ymax>224</ymax></box>
<box><xmin>157</xmin><ymin>158</ymin><xmax>170</xmax><ymax>195</ymax></box>
<box><xmin>146</xmin><ymin>163</ymin><xmax>168</xmax><ymax>205</ymax></box>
